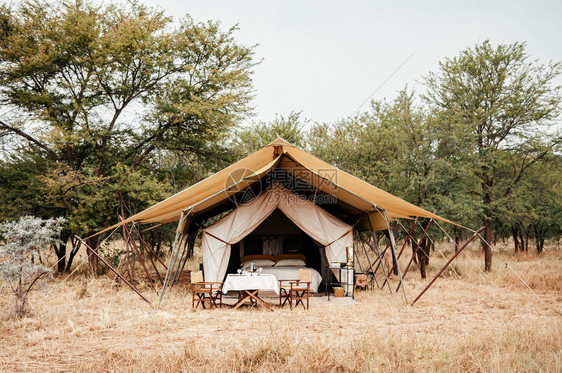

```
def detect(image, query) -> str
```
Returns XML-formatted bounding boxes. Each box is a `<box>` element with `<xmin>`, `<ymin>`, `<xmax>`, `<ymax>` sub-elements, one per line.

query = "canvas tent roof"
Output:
<box><xmin>92</xmin><ymin>137</ymin><xmax>454</xmax><ymax>237</ymax></box>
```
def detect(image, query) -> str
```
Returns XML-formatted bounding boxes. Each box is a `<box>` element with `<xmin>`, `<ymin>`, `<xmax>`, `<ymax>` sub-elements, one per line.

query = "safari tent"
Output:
<box><xmin>92</xmin><ymin>137</ymin><xmax>462</xmax><ymax>304</ymax></box>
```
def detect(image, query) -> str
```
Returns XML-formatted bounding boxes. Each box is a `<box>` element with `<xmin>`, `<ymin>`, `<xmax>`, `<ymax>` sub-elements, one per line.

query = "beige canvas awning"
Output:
<box><xmin>91</xmin><ymin>137</ymin><xmax>455</xmax><ymax>237</ymax></box>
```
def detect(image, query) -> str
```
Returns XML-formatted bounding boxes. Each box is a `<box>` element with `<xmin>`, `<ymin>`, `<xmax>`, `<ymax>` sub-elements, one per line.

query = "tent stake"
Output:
<box><xmin>411</xmin><ymin>226</ymin><xmax>484</xmax><ymax>305</ymax></box>
<box><xmin>75</xmin><ymin>235</ymin><xmax>152</xmax><ymax>306</ymax></box>
<box><xmin>397</xmin><ymin>218</ymin><xmax>433</xmax><ymax>292</ymax></box>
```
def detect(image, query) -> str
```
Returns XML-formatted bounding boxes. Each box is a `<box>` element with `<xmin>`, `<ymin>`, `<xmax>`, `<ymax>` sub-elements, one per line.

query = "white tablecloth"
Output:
<box><xmin>222</xmin><ymin>274</ymin><xmax>280</xmax><ymax>294</ymax></box>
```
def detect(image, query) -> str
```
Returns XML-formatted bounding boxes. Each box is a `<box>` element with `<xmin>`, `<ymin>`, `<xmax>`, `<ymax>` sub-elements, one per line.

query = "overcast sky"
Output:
<box><xmin>145</xmin><ymin>0</ymin><xmax>562</xmax><ymax>125</ymax></box>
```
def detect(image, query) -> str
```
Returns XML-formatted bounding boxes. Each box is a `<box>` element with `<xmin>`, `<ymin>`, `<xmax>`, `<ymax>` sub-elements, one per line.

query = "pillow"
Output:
<box><xmin>274</xmin><ymin>258</ymin><xmax>306</xmax><ymax>267</ymax></box>
<box><xmin>241</xmin><ymin>259</ymin><xmax>275</xmax><ymax>269</ymax></box>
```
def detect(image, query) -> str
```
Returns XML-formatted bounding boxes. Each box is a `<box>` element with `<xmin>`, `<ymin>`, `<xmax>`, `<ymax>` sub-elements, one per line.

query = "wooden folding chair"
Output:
<box><xmin>279</xmin><ymin>269</ymin><xmax>311</xmax><ymax>310</ymax></box>
<box><xmin>354</xmin><ymin>273</ymin><xmax>371</xmax><ymax>291</ymax></box>
<box><xmin>191</xmin><ymin>271</ymin><xmax>223</xmax><ymax>309</ymax></box>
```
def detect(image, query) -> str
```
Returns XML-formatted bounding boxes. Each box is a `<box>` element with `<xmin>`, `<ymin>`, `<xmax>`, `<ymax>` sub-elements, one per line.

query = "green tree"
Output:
<box><xmin>0</xmin><ymin>0</ymin><xmax>256</xmax><ymax>272</ymax></box>
<box><xmin>497</xmin><ymin>152</ymin><xmax>562</xmax><ymax>252</ymax></box>
<box><xmin>234</xmin><ymin>111</ymin><xmax>309</xmax><ymax>156</ymax></box>
<box><xmin>423</xmin><ymin>40</ymin><xmax>561</xmax><ymax>270</ymax></box>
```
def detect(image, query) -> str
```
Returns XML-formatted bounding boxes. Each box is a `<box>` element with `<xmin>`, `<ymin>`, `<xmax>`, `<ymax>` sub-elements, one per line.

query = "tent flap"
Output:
<box><xmin>201</xmin><ymin>184</ymin><xmax>353</xmax><ymax>282</ymax></box>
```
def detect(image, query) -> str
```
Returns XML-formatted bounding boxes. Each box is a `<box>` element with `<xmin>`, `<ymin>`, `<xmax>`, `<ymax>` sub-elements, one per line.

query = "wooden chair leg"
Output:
<box><xmin>289</xmin><ymin>291</ymin><xmax>293</xmax><ymax>310</ymax></box>
<box><xmin>215</xmin><ymin>292</ymin><xmax>222</xmax><ymax>308</ymax></box>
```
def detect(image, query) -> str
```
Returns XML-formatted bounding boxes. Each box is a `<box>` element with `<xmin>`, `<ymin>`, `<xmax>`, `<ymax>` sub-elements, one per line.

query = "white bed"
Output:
<box><xmin>240</xmin><ymin>254</ymin><xmax>323</xmax><ymax>293</ymax></box>
<box><xmin>260</xmin><ymin>266</ymin><xmax>322</xmax><ymax>293</ymax></box>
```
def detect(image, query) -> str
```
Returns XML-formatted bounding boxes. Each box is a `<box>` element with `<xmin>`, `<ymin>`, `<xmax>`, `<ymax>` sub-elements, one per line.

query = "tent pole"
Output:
<box><xmin>173</xmin><ymin>228</ymin><xmax>198</xmax><ymax>286</ymax></box>
<box><xmin>122</xmin><ymin>221</ymin><xmax>157</xmax><ymax>293</ymax></box>
<box><xmin>180</xmin><ymin>230</ymin><xmax>199</xmax><ymax>281</ymax></box>
<box><xmin>75</xmin><ymin>235</ymin><xmax>152</xmax><ymax>306</ymax></box>
<box><xmin>369</xmin><ymin>222</ymin><xmax>397</xmax><ymax>274</ymax></box>
<box><xmin>358</xmin><ymin>231</ymin><xmax>376</xmax><ymax>275</ymax></box>
<box><xmin>382</xmin><ymin>217</ymin><xmax>418</xmax><ymax>288</ymax></box>
<box><xmin>352</xmin><ymin>233</ymin><xmax>364</xmax><ymax>272</ymax></box>
<box><xmin>131</xmin><ymin>223</ymin><xmax>165</xmax><ymax>285</ymax></box>
<box><xmin>357</xmin><ymin>231</ymin><xmax>381</xmax><ymax>289</ymax></box>
<box><xmin>134</xmin><ymin>222</ymin><xmax>168</xmax><ymax>269</ymax></box>
<box><xmin>159</xmin><ymin>218</ymin><xmax>187</xmax><ymax>304</ymax></box>
<box><xmin>411</xmin><ymin>226</ymin><xmax>484</xmax><ymax>305</ymax></box>
<box><xmin>380</xmin><ymin>210</ymin><xmax>408</xmax><ymax>303</ymax></box>
<box><xmin>356</xmin><ymin>231</ymin><xmax>375</xmax><ymax>275</ymax></box>
<box><xmin>167</xmin><ymin>231</ymin><xmax>189</xmax><ymax>289</ymax></box>
<box><xmin>372</xmin><ymin>240</ymin><xmax>390</xmax><ymax>275</ymax></box>
<box><xmin>366</xmin><ymin>214</ymin><xmax>393</xmax><ymax>294</ymax></box>
<box><xmin>170</xmin><ymin>233</ymin><xmax>190</xmax><ymax>287</ymax></box>
<box><xmin>397</xmin><ymin>218</ymin><xmax>433</xmax><ymax>292</ymax></box>
<box><xmin>170</xmin><ymin>222</ymin><xmax>194</xmax><ymax>287</ymax></box>
<box><xmin>158</xmin><ymin>210</ymin><xmax>189</xmax><ymax>306</ymax></box>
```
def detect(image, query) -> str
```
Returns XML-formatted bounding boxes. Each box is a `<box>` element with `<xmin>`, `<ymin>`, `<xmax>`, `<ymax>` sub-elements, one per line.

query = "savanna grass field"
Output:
<box><xmin>0</xmin><ymin>241</ymin><xmax>560</xmax><ymax>372</ymax></box>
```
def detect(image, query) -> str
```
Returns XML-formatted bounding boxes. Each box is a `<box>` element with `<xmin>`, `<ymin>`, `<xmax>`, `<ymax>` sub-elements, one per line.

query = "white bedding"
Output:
<box><xmin>260</xmin><ymin>266</ymin><xmax>322</xmax><ymax>293</ymax></box>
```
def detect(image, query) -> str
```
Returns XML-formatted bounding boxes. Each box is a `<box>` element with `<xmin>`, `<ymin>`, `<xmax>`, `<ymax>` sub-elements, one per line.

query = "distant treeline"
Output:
<box><xmin>0</xmin><ymin>1</ymin><xmax>560</xmax><ymax>273</ymax></box>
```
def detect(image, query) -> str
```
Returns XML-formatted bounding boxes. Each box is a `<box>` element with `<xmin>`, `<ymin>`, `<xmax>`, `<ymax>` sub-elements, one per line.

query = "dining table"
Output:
<box><xmin>222</xmin><ymin>273</ymin><xmax>279</xmax><ymax>311</ymax></box>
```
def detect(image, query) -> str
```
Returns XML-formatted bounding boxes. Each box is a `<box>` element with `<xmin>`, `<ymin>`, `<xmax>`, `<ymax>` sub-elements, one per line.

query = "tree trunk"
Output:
<box><xmin>511</xmin><ymin>225</ymin><xmax>520</xmax><ymax>252</ymax></box>
<box><xmin>15</xmin><ymin>278</ymin><xmax>27</xmax><ymax>318</ymax></box>
<box><xmin>535</xmin><ymin>224</ymin><xmax>545</xmax><ymax>253</ymax></box>
<box><xmin>15</xmin><ymin>291</ymin><xmax>27</xmax><ymax>318</ymax></box>
<box><xmin>481</xmin><ymin>176</ymin><xmax>493</xmax><ymax>271</ymax></box>
<box><xmin>482</xmin><ymin>218</ymin><xmax>493</xmax><ymax>271</ymax></box>
<box><xmin>411</xmin><ymin>238</ymin><xmax>419</xmax><ymax>265</ymax></box>
<box><xmin>53</xmin><ymin>232</ymin><xmax>72</xmax><ymax>272</ymax></box>
<box><xmin>417</xmin><ymin>237</ymin><xmax>430</xmax><ymax>279</ymax></box>
<box><xmin>518</xmin><ymin>223</ymin><xmax>527</xmax><ymax>251</ymax></box>
<box><xmin>54</xmin><ymin>240</ymin><xmax>67</xmax><ymax>273</ymax></box>
<box><xmin>392</xmin><ymin>248</ymin><xmax>398</xmax><ymax>275</ymax></box>
<box><xmin>65</xmin><ymin>237</ymin><xmax>81</xmax><ymax>272</ymax></box>
<box><xmin>532</xmin><ymin>223</ymin><xmax>545</xmax><ymax>253</ymax></box>
<box><xmin>86</xmin><ymin>236</ymin><xmax>101</xmax><ymax>275</ymax></box>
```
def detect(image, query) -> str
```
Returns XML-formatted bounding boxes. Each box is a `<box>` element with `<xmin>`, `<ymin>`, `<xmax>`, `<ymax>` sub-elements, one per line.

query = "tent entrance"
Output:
<box><xmin>226</xmin><ymin>208</ymin><xmax>324</xmax><ymax>276</ymax></box>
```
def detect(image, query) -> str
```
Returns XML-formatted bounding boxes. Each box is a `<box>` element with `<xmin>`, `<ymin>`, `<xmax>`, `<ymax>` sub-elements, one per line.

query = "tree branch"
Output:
<box><xmin>25</xmin><ymin>271</ymin><xmax>48</xmax><ymax>294</ymax></box>
<box><xmin>0</xmin><ymin>119</ymin><xmax>59</xmax><ymax>161</ymax></box>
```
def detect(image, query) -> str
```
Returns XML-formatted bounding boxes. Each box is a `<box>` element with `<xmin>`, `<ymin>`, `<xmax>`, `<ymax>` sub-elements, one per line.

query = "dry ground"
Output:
<box><xmin>0</xmin><ymin>245</ymin><xmax>560</xmax><ymax>372</ymax></box>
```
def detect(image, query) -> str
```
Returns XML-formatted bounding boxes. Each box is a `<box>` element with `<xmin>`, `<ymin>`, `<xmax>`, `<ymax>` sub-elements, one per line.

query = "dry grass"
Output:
<box><xmin>0</xmin><ymin>245</ymin><xmax>560</xmax><ymax>372</ymax></box>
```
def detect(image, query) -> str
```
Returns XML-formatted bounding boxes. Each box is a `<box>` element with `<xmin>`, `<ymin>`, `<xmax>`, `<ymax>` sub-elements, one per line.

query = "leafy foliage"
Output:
<box><xmin>423</xmin><ymin>40</ymin><xmax>561</xmax><ymax>269</ymax></box>
<box><xmin>0</xmin><ymin>0</ymin><xmax>256</xmax><ymax>271</ymax></box>
<box><xmin>0</xmin><ymin>215</ymin><xmax>64</xmax><ymax>317</ymax></box>
<box><xmin>234</xmin><ymin>111</ymin><xmax>309</xmax><ymax>156</ymax></box>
